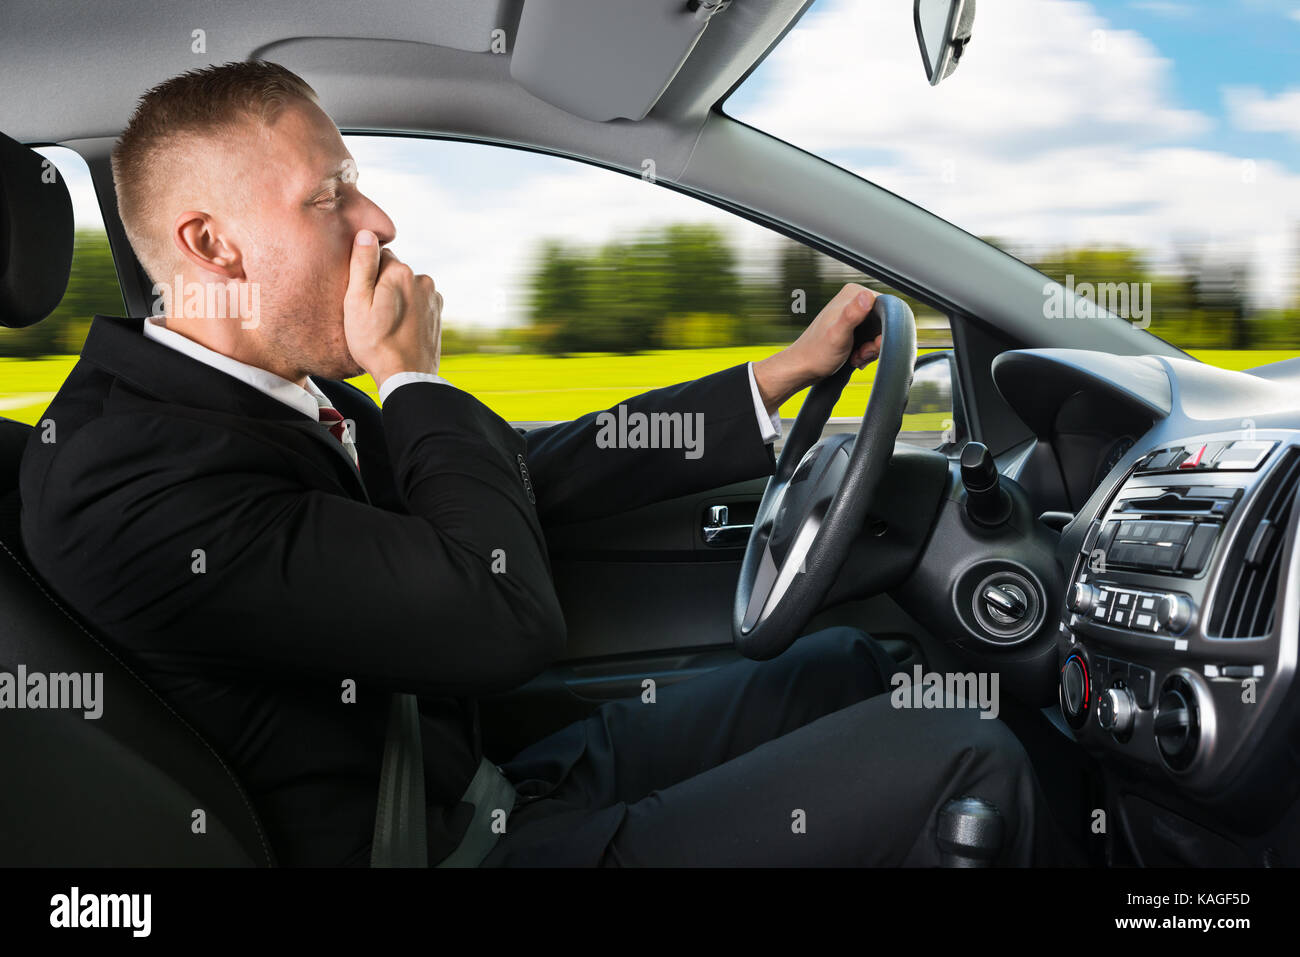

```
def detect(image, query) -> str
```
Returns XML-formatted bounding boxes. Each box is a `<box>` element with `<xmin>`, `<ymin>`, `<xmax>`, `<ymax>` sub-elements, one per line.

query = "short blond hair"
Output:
<box><xmin>111</xmin><ymin>60</ymin><xmax>319</xmax><ymax>284</ymax></box>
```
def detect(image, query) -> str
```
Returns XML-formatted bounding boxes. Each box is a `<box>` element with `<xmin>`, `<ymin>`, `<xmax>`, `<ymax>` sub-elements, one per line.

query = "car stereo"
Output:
<box><xmin>1056</xmin><ymin>430</ymin><xmax>1300</xmax><ymax>793</ymax></box>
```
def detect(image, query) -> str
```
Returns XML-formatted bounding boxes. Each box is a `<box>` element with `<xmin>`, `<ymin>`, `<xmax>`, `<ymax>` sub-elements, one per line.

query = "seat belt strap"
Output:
<box><xmin>436</xmin><ymin>756</ymin><xmax>517</xmax><ymax>868</ymax></box>
<box><xmin>371</xmin><ymin>693</ymin><xmax>517</xmax><ymax>868</ymax></box>
<box><xmin>371</xmin><ymin>692</ymin><xmax>428</xmax><ymax>867</ymax></box>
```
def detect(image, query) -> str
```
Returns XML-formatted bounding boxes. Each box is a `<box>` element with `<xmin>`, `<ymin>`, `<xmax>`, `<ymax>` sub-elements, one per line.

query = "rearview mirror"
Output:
<box><xmin>914</xmin><ymin>0</ymin><xmax>975</xmax><ymax>87</ymax></box>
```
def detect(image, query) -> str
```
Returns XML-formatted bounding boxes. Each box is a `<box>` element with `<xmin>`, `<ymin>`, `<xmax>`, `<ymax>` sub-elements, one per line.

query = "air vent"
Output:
<box><xmin>1207</xmin><ymin>448</ymin><xmax>1300</xmax><ymax>638</ymax></box>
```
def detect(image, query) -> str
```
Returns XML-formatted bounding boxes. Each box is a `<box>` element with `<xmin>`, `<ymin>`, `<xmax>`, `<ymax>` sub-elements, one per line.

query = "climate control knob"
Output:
<box><xmin>1060</xmin><ymin>654</ymin><xmax>1090</xmax><ymax>729</ymax></box>
<box><xmin>1097</xmin><ymin>686</ymin><xmax>1136</xmax><ymax>737</ymax></box>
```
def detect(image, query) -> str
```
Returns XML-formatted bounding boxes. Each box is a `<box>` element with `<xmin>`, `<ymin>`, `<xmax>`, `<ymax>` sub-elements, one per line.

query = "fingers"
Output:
<box><xmin>834</xmin><ymin>285</ymin><xmax>878</xmax><ymax>360</ymax></box>
<box><xmin>851</xmin><ymin>333</ymin><xmax>883</xmax><ymax>370</ymax></box>
<box><xmin>346</xmin><ymin>229</ymin><xmax>381</xmax><ymax>306</ymax></box>
<box><xmin>840</xmin><ymin>286</ymin><xmax>877</xmax><ymax>328</ymax></box>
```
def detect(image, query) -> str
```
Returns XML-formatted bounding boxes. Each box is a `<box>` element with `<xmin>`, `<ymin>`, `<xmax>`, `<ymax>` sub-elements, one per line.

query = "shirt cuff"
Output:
<box><xmin>378</xmin><ymin>371</ymin><xmax>455</xmax><ymax>405</ymax></box>
<box><xmin>747</xmin><ymin>362</ymin><xmax>782</xmax><ymax>445</ymax></box>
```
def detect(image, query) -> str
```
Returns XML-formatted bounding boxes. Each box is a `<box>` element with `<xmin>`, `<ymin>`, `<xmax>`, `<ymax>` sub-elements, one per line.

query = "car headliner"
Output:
<box><xmin>0</xmin><ymin>0</ymin><xmax>807</xmax><ymax>162</ymax></box>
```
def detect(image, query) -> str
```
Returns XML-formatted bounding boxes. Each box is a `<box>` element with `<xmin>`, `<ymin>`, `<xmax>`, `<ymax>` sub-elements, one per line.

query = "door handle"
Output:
<box><xmin>702</xmin><ymin>505</ymin><xmax>753</xmax><ymax>547</ymax></box>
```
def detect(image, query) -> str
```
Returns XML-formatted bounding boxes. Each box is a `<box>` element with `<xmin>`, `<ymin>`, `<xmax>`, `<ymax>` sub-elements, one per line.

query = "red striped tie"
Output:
<box><xmin>318</xmin><ymin>406</ymin><xmax>359</xmax><ymax>469</ymax></box>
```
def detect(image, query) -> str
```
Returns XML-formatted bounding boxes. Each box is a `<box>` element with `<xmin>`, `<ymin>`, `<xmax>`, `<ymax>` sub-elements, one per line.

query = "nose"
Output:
<box><xmin>355</xmin><ymin>190</ymin><xmax>397</xmax><ymax>246</ymax></box>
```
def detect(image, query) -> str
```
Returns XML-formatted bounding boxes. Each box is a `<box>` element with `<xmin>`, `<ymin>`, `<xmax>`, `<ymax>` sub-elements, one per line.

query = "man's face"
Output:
<box><xmin>212</xmin><ymin>98</ymin><xmax>396</xmax><ymax>381</ymax></box>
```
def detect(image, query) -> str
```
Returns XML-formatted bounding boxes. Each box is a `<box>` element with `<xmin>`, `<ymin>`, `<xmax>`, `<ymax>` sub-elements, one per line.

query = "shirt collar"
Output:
<box><xmin>141</xmin><ymin>315</ymin><xmax>328</xmax><ymax>421</ymax></box>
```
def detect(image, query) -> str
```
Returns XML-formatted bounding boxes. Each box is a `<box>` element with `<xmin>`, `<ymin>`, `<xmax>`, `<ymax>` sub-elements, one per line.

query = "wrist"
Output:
<box><xmin>752</xmin><ymin>351</ymin><xmax>811</xmax><ymax>416</ymax></box>
<box><xmin>368</xmin><ymin>356</ymin><xmax>438</xmax><ymax>394</ymax></box>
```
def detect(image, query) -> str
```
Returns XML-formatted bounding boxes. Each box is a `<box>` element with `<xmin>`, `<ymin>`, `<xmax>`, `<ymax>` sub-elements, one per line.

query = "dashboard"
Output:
<box><xmin>990</xmin><ymin>348</ymin><xmax>1300</xmax><ymax>866</ymax></box>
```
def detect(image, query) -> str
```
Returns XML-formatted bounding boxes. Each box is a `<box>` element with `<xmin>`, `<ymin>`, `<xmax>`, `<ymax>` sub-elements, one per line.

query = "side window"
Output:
<box><xmin>1</xmin><ymin>146</ymin><xmax>124</xmax><ymax>425</ymax></box>
<box><xmin>341</xmin><ymin>136</ymin><xmax>954</xmax><ymax>447</ymax></box>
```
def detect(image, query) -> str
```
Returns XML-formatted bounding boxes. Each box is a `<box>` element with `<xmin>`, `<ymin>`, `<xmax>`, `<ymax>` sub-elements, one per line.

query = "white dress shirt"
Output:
<box><xmin>140</xmin><ymin>317</ymin><xmax>783</xmax><ymax>445</ymax></box>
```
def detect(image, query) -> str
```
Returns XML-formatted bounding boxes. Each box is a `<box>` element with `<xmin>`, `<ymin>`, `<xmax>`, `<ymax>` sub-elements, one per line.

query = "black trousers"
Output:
<box><xmin>481</xmin><ymin>626</ymin><xmax>1069</xmax><ymax>867</ymax></box>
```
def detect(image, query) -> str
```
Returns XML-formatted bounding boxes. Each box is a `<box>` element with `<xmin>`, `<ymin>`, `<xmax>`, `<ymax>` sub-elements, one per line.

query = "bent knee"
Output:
<box><xmin>792</xmin><ymin>625</ymin><xmax>898</xmax><ymax>694</ymax></box>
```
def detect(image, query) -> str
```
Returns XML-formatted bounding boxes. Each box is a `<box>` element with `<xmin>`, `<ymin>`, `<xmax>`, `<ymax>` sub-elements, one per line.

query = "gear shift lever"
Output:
<box><xmin>937</xmin><ymin>796</ymin><xmax>1003</xmax><ymax>866</ymax></box>
<box><xmin>960</xmin><ymin>442</ymin><xmax>1013</xmax><ymax>527</ymax></box>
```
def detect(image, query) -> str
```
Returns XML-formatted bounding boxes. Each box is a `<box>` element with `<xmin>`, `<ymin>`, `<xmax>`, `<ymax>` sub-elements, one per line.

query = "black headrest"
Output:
<box><xmin>0</xmin><ymin>131</ymin><xmax>74</xmax><ymax>329</ymax></box>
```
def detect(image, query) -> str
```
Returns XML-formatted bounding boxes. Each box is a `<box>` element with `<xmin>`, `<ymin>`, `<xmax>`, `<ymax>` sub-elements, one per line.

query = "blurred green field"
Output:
<box><xmin>0</xmin><ymin>347</ymin><xmax>1295</xmax><ymax>427</ymax></box>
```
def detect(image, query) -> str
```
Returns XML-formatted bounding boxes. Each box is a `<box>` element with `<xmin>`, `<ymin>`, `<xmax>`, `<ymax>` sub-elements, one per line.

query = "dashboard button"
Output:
<box><xmin>1115</xmin><ymin>591</ymin><xmax>1133</xmax><ymax>608</ymax></box>
<box><xmin>1111</xmin><ymin>607</ymin><xmax>1131</xmax><ymax>628</ymax></box>
<box><xmin>1138</xmin><ymin>593</ymin><xmax>1159</xmax><ymax>613</ymax></box>
<box><xmin>1152</xmin><ymin>542</ymin><xmax>1181</xmax><ymax>570</ymax></box>
<box><xmin>1097</xmin><ymin>521</ymin><xmax>1119</xmax><ymax>554</ymax></box>
<box><xmin>1091</xmin><ymin>656</ymin><xmax>1108</xmax><ymax>691</ymax></box>
<box><xmin>1179</xmin><ymin>444</ymin><xmax>1207</xmax><ymax>469</ymax></box>
<box><xmin>1215</xmin><ymin>440</ymin><xmax>1275</xmax><ymax>471</ymax></box>
<box><xmin>1134</xmin><ymin>611</ymin><xmax>1157</xmax><ymax>632</ymax></box>
<box><xmin>1129</xmin><ymin>666</ymin><xmax>1154</xmax><ymax>707</ymax></box>
<box><xmin>1221</xmin><ymin>665</ymin><xmax>1258</xmax><ymax>679</ymax></box>
<box><xmin>1179</xmin><ymin>524</ymin><xmax>1219</xmax><ymax>574</ymax></box>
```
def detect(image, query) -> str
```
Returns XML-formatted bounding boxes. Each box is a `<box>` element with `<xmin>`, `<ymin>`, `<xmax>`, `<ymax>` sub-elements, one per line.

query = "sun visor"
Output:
<box><xmin>510</xmin><ymin>0</ymin><xmax>732</xmax><ymax>122</ymax></box>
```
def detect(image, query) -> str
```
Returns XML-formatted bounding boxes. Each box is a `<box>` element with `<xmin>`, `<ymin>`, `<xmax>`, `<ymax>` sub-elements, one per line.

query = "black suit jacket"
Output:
<box><xmin>19</xmin><ymin>315</ymin><xmax>777</xmax><ymax>866</ymax></box>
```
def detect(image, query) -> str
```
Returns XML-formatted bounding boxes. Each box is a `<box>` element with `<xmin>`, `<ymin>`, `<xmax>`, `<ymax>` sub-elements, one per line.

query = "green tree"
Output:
<box><xmin>2</xmin><ymin>229</ymin><xmax>123</xmax><ymax>357</ymax></box>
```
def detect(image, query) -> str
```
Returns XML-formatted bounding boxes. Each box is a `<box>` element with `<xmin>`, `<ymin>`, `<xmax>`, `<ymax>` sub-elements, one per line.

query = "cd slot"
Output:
<box><xmin>1116</xmin><ymin>485</ymin><xmax>1240</xmax><ymax>519</ymax></box>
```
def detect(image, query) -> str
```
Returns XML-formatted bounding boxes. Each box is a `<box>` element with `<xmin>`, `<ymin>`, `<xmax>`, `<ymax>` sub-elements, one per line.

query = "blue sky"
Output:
<box><xmin>1043</xmin><ymin>0</ymin><xmax>1299</xmax><ymax>169</ymax></box>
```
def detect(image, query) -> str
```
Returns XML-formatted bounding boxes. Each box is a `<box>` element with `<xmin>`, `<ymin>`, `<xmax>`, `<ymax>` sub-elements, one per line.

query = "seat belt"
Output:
<box><xmin>371</xmin><ymin>692</ymin><xmax>518</xmax><ymax>868</ymax></box>
<box><xmin>371</xmin><ymin>692</ymin><xmax>427</xmax><ymax>867</ymax></box>
<box><xmin>436</xmin><ymin>755</ymin><xmax>517</xmax><ymax>868</ymax></box>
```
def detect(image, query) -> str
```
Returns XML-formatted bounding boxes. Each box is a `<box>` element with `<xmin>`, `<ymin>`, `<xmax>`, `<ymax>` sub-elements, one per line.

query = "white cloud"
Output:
<box><xmin>736</xmin><ymin>0</ymin><xmax>1299</xmax><ymax>307</ymax></box>
<box><xmin>1225</xmin><ymin>85</ymin><xmax>1300</xmax><ymax>138</ymax></box>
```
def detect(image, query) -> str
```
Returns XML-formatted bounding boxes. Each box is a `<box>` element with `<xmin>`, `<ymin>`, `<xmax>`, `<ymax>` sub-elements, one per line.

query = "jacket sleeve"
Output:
<box><xmin>21</xmin><ymin>383</ymin><xmax>567</xmax><ymax>698</ymax></box>
<box><xmin>521</xmin><ymin>363</ymin><xmax>777</xmax><ymax>526</ymax></box>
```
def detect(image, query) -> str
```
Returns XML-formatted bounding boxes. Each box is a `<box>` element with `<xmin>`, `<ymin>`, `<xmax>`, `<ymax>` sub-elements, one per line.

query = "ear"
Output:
<box><xmin>172</xmin><ymin>210</ymin><xmax>245</xmax><ymax>280</ymax></box>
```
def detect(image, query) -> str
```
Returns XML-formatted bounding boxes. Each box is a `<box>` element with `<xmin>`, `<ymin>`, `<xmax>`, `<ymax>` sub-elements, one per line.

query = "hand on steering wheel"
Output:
<box><xmin>732</xmin><ymin>294</ymin><xmax>917</xmax><ymax>660</ymax></box>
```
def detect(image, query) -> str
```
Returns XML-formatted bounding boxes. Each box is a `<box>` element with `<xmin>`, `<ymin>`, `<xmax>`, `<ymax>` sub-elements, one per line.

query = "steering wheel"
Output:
<box><xmin>732</xmin><ymin>294</ymin><xmax>917</xmax><ymax>660</ymax></box>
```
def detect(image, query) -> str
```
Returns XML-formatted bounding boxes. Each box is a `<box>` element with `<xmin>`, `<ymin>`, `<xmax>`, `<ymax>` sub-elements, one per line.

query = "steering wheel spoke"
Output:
<box><xmin>732</xmin><ymin>295</ymin><xmax>917</xmax><ymax>660</ymax></box>
<box><xmin>740</xmin><ymin>511</ymin><xmax>824</xmax><ymax>633</ymax></box>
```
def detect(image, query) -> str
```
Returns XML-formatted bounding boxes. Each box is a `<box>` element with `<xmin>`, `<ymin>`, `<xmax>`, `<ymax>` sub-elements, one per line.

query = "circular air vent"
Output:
<box><xmin>1155</xmin><ymin>672</ymin><xmax>1202</xmax><ymax>772</ymax></box>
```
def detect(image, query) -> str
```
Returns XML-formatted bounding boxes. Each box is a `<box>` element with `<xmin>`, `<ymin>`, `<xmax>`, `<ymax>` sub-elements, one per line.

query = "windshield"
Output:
<box><xmin>725</xmin><ymin>0</ymin><xmax>1300</xmax><ymax>356</ymax></box>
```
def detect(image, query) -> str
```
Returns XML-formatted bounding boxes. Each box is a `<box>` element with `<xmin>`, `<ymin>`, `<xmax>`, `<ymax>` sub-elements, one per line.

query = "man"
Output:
<box><xmin>21</xmin><ymin>61</ymin><xmax>1065</xmax><ymax>866</ymax></box>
